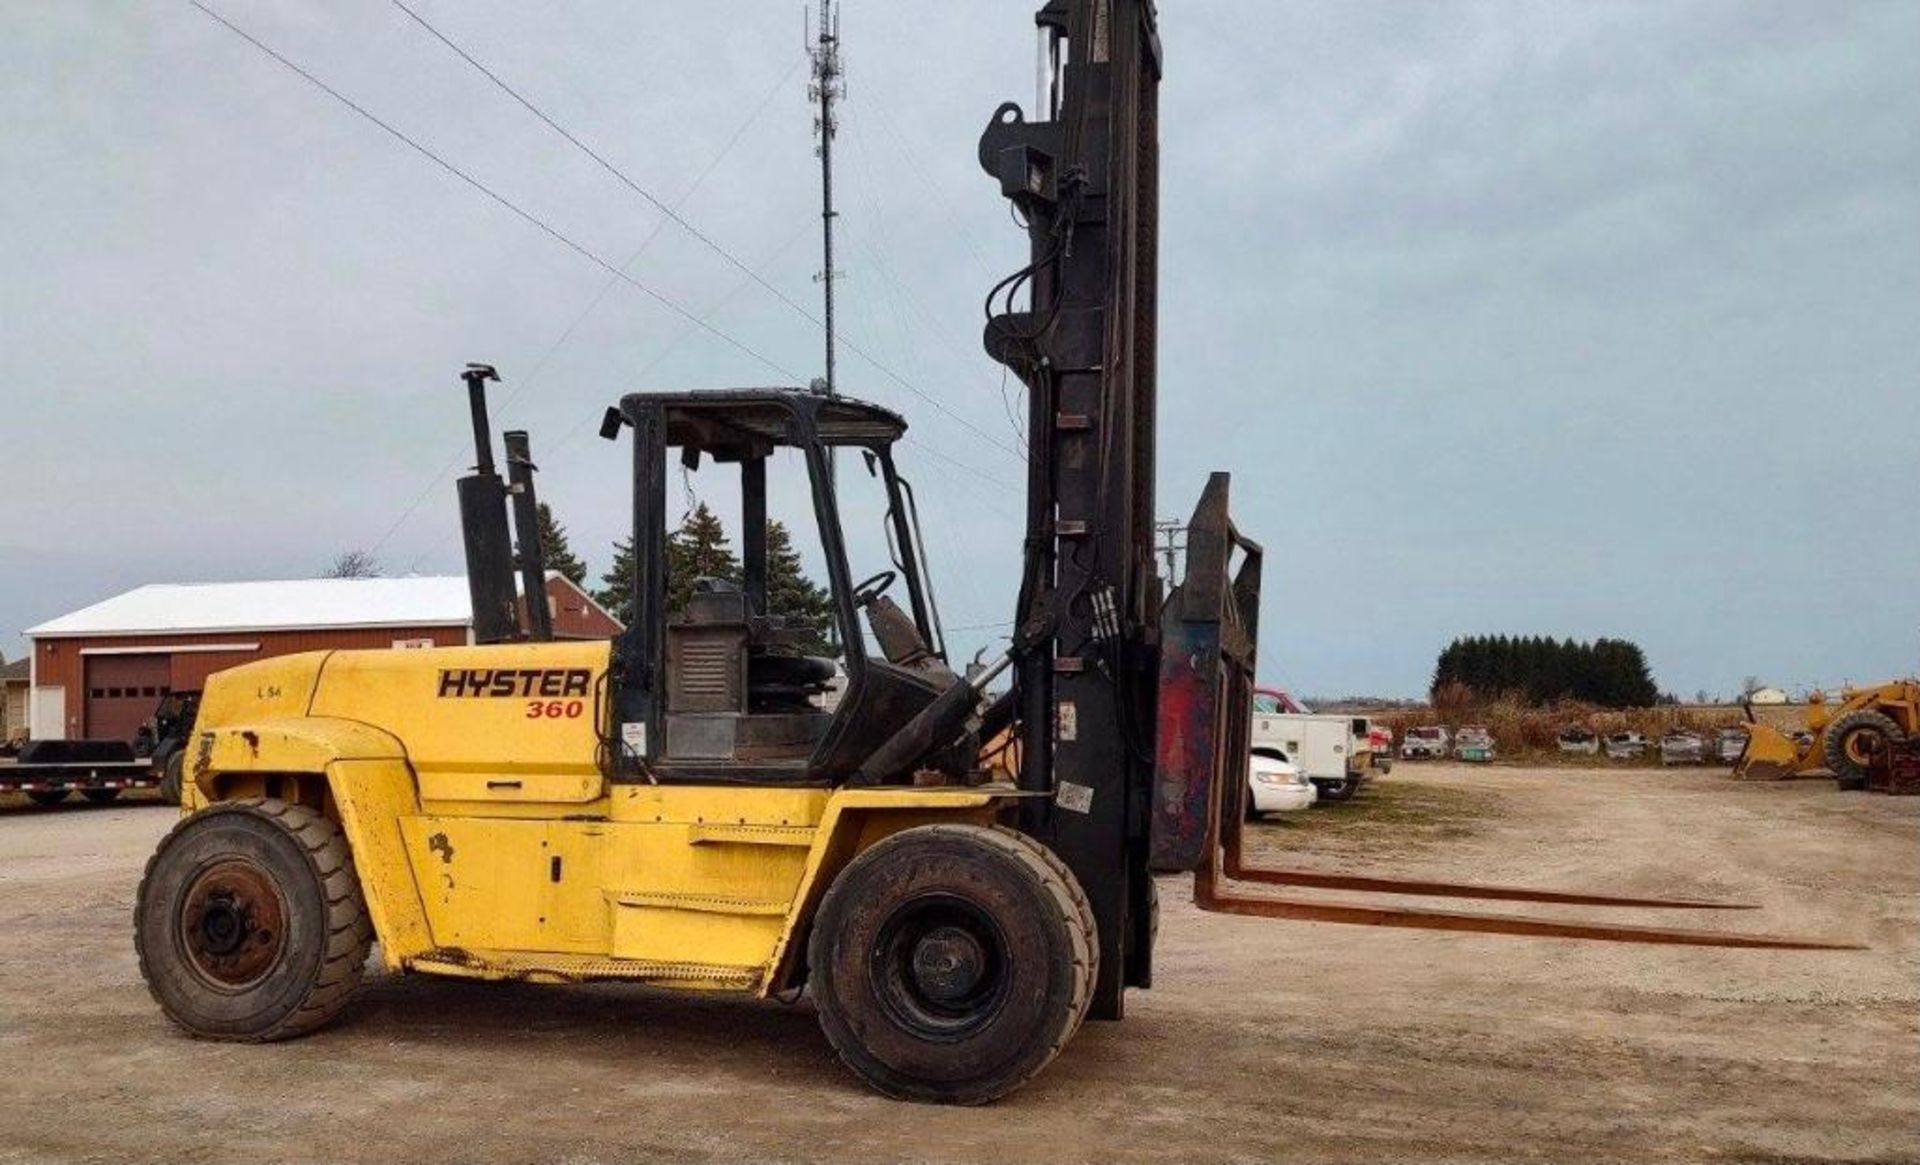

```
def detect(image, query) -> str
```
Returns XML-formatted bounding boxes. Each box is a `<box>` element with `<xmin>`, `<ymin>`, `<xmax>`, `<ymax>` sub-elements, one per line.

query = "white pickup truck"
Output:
<box><xmin>1251</xmin><ymin>691</ymin><xmax>1371</xmax><ymax>803</ymax></box>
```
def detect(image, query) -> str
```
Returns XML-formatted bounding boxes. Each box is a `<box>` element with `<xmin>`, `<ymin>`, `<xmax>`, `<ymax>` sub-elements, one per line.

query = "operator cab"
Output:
<box><xmin>601</xmin><ymin>389</ymin><xmax>963</xmax><ymax>785</ymax></box>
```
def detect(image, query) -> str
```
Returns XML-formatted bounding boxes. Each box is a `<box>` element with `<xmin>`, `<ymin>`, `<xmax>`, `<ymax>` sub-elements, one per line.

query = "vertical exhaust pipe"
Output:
<box><xmin>456</xmin><ymin>363</ymin><xmax>521</xmax><ymax>645</ymax></box>
<box><xmin>504</xmin><ymin>430</ymin><xmax>554</xmax><ymax>642</ymax></box>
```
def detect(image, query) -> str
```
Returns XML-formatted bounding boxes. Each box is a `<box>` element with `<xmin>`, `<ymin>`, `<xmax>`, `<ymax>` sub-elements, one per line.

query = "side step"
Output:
<box><xmin>409</xmin><ymin>947</ymin><xmax>762</xmax><ymax>989</ymax></box>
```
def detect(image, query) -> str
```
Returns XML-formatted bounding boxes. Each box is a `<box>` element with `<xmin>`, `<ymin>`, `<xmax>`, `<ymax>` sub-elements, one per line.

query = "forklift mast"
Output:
<box><xmin>970</xmin><ymin>0</ymin><xmax>1846</xmax><ymax>1023</ymax></box>
<box><xmin>979</xmin><ymin>0</ymin><xmax>1167</xmax><ymax>1020</ymax></box>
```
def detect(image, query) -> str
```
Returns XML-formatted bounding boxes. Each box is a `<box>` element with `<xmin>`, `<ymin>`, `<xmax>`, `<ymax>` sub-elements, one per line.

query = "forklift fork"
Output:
<box><xmin>1153</xmin><ymin>475</ymin><xmax>1861</xmax><ymax>953</ymax></box>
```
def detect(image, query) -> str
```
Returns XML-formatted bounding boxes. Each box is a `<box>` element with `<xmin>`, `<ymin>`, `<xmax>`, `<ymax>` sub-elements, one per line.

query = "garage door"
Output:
<box><xmin>84</xmin><ymin>654</ymin><xmax>171</xmax><ymax>742</ymax></box>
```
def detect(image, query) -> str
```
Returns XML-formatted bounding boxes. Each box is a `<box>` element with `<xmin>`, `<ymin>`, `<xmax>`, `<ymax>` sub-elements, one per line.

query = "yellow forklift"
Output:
<box><xmin>136</xmin><ymin>0</ymin><xmax>1848</xmax><ymax>1105</ymax></box>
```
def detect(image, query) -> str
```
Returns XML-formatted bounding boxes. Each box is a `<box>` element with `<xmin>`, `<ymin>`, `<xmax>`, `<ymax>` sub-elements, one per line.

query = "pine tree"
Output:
<box><xmin>763</xmin><ymin>519</ymin><xmax>837</xmax><ymax>654</ymax></box>
<box><xmin>591</xmin><ymin>511</ymin><xmax>835</xmax><ymax>650</ymax></box>
<box><xmin>666</xmin><ymin>502</ymin><xmax>741</xmax><ymax>613</ymax></box>
<box><xmin>534</xmin><ymin>503</ymin><xmax>588</xmax><ymax>587</ymax></box>
<box><xmin>595</xmin><ymin>538</ymin><xmax>636</xmax><ymax>627</ymax></box>
<box><xmin>1431</xmin><ymin>633</ymin><xmax>1659</xmax><ymax>708</ymax></box>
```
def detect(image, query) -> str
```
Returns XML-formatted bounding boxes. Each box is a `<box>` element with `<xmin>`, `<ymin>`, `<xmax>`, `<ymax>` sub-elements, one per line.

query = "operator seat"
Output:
<box><xmin>661</xmin><ymin>578</ymin><xmax>837</xmax><ymax>766</ymax></box>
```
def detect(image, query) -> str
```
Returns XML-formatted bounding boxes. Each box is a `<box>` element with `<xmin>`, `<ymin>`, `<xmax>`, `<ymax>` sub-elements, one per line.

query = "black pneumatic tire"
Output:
<box><xmin>26</xmin><ymin>789</ymin><xmax>71</xmax><ymax>807</ymax></box>
<box><xmin>157</xmin><ymin>752</ymin><xmax>185</xmax><ymax>806</ymax></box>
<box><xmin>987</xmin><ymin>825</ymin><xmax>1098</xmax><ymax>1030</ymax></box>
<box><xmin>808</xmin><ymin>823</ymin><xmax>1096</xmax><ymax>1105</ymax></box>
<box><xmin>1822</xmin><ymin>710</ymin><xmax>1904</xmax><ymax>787</ymax></box>
<box><xmin>1317</xmin><ymin>777</ymin><xmax>1358</xmax><ymax>803</ymax></box>
<box><xmin>82</xmin><ymin>788</ymin><xmax>122</xmax><ymax>804</ymax></box>
<box><xmin>135</xmin><ymin>798</ymin><xmax>372</xmax><ymax>1042</ymax></box>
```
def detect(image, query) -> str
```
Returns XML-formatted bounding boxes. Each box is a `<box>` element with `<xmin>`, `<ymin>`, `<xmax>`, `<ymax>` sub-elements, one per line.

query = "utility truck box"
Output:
<box><xmin>1250</xmin><ymin>711</ymin><xmax>1370</xmax><ymax>802</ymax></box>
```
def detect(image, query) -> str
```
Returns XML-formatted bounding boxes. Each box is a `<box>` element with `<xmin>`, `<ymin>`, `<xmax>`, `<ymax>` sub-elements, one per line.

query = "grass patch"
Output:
<box><xmin>1245</xmin><ymin>780</ymin><xmax>1503</xmax><ymax>857</ymax></box>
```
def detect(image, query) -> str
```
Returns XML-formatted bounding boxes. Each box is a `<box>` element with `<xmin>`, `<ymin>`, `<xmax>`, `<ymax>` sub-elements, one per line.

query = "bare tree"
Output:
<box><xmin>324</xmin><ymin>549</ymin><xmax>381</xmax><ymax>579</ymax></box>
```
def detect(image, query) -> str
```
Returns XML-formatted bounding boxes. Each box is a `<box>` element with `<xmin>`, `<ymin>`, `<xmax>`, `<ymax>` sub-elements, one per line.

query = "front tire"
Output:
<box><xmin>135</xmin><ymin>798</ymin><xmax>371</xmax><ymax>1042</ymax></box>
<box><xmin>807</xmin><ymin>823</ymin><xmax>1095</xmax><ymax>1105</ymax></box>
<box><xmin>1823</xmin><ymin>710</ymin><xmax>1903</xmax><ymax>787</ymax></box>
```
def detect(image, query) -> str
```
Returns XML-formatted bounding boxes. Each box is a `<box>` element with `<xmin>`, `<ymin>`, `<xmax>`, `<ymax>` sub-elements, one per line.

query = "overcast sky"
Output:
<box><xmin>1</xmin><ymin>1</ymin><xmax>1914</xmax><ymax>699</ymax></box>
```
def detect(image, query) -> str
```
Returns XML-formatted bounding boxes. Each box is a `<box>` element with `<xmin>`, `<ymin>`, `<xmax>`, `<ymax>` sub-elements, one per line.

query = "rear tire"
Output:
<box><xmin>135</xmin><ymin>797</ymin><xmax>371</xmax><ymax>1042</ymax></box>
<box><xmin>26</xmin><ymin>790</ymin><xmax>70</xmax><ymax>807</ymax></box>
<box><xmin>157</xmin><ymin>752</ymin><xmax>185</xmax><ymax>806</ymax></box>
<box><xmin>1823</xmin><ymin>710</ymin><xmax>1903</xmax><ymax>787</ymax></box>
<box><xmin>82</xmin><ymin>788</ymin><xmax>122</xmax><ymax>804</ymax></box>
<box><xmin>807</xmin><ymin>823</ymin><xmax>1095</xmax><ymax>1105</ymax></box>
<box><xmin>1316</xmin><ymin>777</ymin><xmax>1358</xmax><ymax>803</ymax></box>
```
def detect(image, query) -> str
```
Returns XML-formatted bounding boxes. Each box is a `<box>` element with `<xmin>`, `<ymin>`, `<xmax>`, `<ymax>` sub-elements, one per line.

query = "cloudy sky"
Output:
<box><xmin>1</xmin><ymin>1</ymin><xmax>1914</xmax><ymax>699</ymax></box>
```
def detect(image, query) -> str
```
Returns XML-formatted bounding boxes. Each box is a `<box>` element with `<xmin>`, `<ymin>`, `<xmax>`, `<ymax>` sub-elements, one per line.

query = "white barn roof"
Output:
<box><xmin>26</xmin><ymin>576</ymin><xmax>521</xmax><ymax>638</ymax></box>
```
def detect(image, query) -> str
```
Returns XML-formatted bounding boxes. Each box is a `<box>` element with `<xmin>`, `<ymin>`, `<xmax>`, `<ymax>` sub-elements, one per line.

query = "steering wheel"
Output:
<box><xmin>851</xmin><ymin>570</ymin><xmax>898</xmax><ymax>608</ymax></box>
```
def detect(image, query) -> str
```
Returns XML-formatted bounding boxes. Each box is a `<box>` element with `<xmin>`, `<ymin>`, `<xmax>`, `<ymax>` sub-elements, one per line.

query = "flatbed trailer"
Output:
<box><xmin>0</xmin><ymin>757</ymin><xmax>162</xmax><ymax>805</ymax></box>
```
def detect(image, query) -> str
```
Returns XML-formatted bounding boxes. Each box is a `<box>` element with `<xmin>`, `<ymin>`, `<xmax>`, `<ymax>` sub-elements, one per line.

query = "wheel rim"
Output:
<box><xmin>871</xmin><ymin>894</ymin><xmax>1011</xmax><ymax>1042</ymax></box>
<box><xmin>178</xmin><ymin>858</ymin><xmax>287</xmax><ymax>989</ymax></box>
<box><xmin>1843</xmin><ymin>730</ymin><xmax>1882</xmax><ymax>765</ymax></box>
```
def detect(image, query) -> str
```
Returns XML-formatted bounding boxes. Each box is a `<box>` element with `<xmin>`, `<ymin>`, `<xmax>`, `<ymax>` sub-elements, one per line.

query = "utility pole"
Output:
<box><xmin>1155</xmin><ymin>519</ymin><xmax>1186</xmax><ymax>582</ymax></box>
<box><xmin>808</xmin><ymin>2</ymin><xmax>844</xmax><ymax>398</ymax></box>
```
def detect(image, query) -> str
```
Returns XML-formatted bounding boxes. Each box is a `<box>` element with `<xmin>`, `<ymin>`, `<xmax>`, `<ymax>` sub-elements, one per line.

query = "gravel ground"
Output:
<box><xmin>0</xmin><ymin>765</ymin><xmax>1914</xmax><ymax>1164</ymax></box>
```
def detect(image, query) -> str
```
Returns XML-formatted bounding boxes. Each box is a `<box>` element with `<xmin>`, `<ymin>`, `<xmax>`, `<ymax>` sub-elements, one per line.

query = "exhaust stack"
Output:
<box><xmin>456</xmin><ymin>363</ymin><xmax>520</xmax><ymax>645</ymax></box>
<box><xmin>503</xmin><ymin>429</ymin><xmax>554</xmax><ymax>642</ymax></box>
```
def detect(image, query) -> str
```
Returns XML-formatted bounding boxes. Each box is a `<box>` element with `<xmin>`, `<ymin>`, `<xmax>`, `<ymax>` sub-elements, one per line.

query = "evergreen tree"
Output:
<box><xmin>533</xmin><ymin>502</ymin><xmax>588</xmax><ymax>587</ymax></box>
<box><xmin>591</xmin><ymin>510</ymin><xmax>835</xmax><ymax>650</ymax></box>
<box><xmin>763</xmin><ymin>519</ymin><xmax>837</xmax><ymax>654</ymax></box>
<box><xmin>1430</xmin><ymin>633</ymin><xmax>1659</xmax><ymax>709</ymax></box>
<box><xmin>595</xmin><ymin>537</ymin><xmax>636</xmax><ymax>627</ymax></box>
<box><xmin>666</xmin><ymin>503</ymin><xmax>740</xmax><ymax>613</ymax></box>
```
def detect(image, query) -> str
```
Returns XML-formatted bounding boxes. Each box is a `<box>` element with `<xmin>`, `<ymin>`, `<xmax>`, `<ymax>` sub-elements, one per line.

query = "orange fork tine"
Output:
<box><xmin>1218</xmin><ymin>865</ymin><xmax>1757</xmax><ymax>911</ymax></box>
<box><xmin>1194</xmin><ymin>874</ymin><xmax>1862</xmax><ymax>950</ymax></box>
<box><xmin>1204</xmin><ymin>813</ymin><xmax>1861</xmax><ymax>950</ymax></box>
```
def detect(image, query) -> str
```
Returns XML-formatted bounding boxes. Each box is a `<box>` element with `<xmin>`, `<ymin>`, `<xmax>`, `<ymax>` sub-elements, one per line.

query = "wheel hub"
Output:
<box><xmin>180</xmin><ymin>859</ymin><xmax>286</xmax><ymax>988</ymax></box>
<box><xmin>1845</xmin><ymin>732</ymin><xmax>1881</xmax><ymax>764</ymax></box>
<box><xmin>911</xmin><ymin>925</ymin><xmax>987</xmax><ymax>1004</ymax></box>
<box><xmin>872</xmin><ymin>895</ymin><xmax>1011</xmax><ymax>1039</ymax></box>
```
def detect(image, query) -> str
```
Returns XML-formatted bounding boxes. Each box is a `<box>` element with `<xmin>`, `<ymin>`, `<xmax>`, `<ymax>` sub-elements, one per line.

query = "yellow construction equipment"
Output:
<box><xmin>1733</xmin><ymin>680</ymin><xmax>1918</xmax><ymax>786</ymax></box>
<box><xmin>136</xmin><ymin>1</ymin><xmax>1854</xmax><ymax>1106</ymax></box>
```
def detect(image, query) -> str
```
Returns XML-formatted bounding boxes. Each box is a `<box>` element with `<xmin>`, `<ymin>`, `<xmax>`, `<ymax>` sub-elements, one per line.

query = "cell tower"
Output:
<box><xmin>807</xmin><ymin>2</ymin><xmax>844</xmax><ymax>398</ymax></box>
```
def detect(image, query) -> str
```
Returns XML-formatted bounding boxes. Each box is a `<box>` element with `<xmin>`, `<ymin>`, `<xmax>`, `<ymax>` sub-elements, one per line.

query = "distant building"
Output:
<box><xmin>1747</xmin><ymin>686</ymin><xmax>1791</xmax><ymax>705</ymax></box>
<box><xmin>22</xmin><ymin>574</ymin><xmax>619</xmax><ymax>742</ymax></box>
<box><xmin>1</xmin><ymin>657</ymin><xmax>28</xmax><ymax>743</ymax></box>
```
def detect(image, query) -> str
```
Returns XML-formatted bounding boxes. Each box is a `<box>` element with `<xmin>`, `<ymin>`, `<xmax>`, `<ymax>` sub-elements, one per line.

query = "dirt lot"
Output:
<box><xmin>1</xmin><ymin>765</ymin><xmax>1914</xmax><ymax>1164</ymax></box>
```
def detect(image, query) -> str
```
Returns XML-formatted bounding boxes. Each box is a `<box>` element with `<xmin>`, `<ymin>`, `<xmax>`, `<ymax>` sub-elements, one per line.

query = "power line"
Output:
<box><xmin>367</xmin><ymin>57</ymin><xmax>805</xmax><ymax>558</ymax></box>
<box><xmin>401</xmin><ymin>223</ymin><xmax>821</xmax><ymax>574</ymax></box>
<box><xmin>391</xmin><ymin>0</ymin><xmax>813</xmax><ymax>321</ymax></box>
<box><xmin>192</xmin><ymin>0</ymin><xmax>1029</xmax><ymax>587</ymax></box>
<box><xmin>387</xmin><ymin>0</ymin><xmax>1026</xmax><ymax>466</ymax></box>
<box><xmin>189</xmin><ymin>1</ymin><xmax>803</xmax><ymax>387</ymax></box>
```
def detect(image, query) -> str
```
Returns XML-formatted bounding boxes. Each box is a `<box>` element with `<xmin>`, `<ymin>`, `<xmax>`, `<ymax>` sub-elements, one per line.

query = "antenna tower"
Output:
<box><xmin>807</xmin><ymin>2</ymin><xmax>845</xmax><ymax>398</ymax></box>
